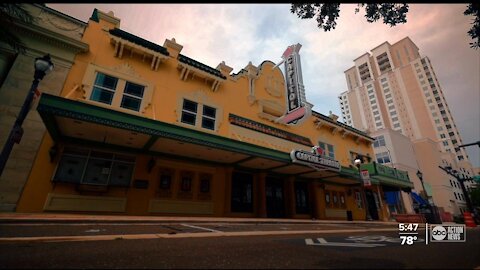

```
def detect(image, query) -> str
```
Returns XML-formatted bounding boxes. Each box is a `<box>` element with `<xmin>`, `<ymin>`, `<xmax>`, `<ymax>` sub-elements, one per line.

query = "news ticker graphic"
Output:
<box><xmin>398</xmin><ymin>223</ymin><xmax>466</xmax><ymax>245</ymax></box>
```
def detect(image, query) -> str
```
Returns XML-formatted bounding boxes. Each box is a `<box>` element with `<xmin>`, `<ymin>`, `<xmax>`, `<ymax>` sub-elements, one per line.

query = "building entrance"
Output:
<box><xmin>365</xmin><ymin>190</ymin><xmax>379</xmax><ymax>220</ymax></box>
<box><xmin>266</xmin><ymin>177</ymin><xmax>285</xmax><ymax>218</ymax></box>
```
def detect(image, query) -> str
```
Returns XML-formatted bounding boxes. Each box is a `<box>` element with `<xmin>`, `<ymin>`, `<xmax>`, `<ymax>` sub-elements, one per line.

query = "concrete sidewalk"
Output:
<box><xmin>0</xmin><ymin>212</ymin><xmax>400</xmax><ymax>225</ymax></box>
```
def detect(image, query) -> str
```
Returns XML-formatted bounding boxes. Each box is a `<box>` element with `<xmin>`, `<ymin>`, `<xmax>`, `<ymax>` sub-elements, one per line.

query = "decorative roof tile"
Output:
<box><xmin>109</xmin><ymin>28</ymin><xmax>169</xmax><ymax>56</ymax></box>
<box><xmin>178</xmin><ymin>54</ymin><xmax>226</xmax><ymax>80</ymax></box>
<box><xmin>312</xmin><ymin>110</ymin><xmax>373</xmax><ymax>141</ymax></box>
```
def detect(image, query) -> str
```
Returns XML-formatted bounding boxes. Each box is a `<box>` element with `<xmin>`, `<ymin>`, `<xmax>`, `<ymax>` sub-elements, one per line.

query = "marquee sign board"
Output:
<box><xmin>275</xmin><ymin>43</ymin><xmax>312</xmax><ymax>125</ymax></box>
<box><xmin>290</xmin><ymin>147</ymin><xmax>341</xmax><ymax>172</ymax></box>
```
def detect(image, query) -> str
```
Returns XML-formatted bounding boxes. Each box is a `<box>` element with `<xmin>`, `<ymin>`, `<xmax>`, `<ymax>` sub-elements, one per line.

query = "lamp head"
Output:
<box><xmin>34</xmin><ymin>54</ymin><xmax>54</xmax><ymax>80</ymax></box>
<box><xmin>354</xmin><ymin>158</ymin><xmax>362</xmax><ymax>168</ymax></box>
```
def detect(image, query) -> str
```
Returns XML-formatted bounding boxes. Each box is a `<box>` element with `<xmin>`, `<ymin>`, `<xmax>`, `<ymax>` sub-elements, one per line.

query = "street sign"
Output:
<box><xmin>361</xmin><ymin>170</ymin><xmax>371</xmax><ymax>186</ymax></box>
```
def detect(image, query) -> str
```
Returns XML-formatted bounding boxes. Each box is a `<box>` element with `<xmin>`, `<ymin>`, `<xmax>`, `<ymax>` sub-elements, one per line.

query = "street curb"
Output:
<box><xmin>0</xmin><ymin>228</ymin><xmax>402</xmax><ymax>243</ymax></box>
<box><xmin>0</xmin><ymin>218</ymin><xmax>399</xmax><ymax>225</ymax></box>
<box><xmin>0</xmin><ymin>214</ymin><xmax>401</xmax><ymax>225</ymax></box>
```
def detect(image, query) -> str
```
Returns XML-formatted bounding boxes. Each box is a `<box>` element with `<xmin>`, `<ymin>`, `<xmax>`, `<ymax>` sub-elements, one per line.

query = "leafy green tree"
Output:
<box><xmin>0</xmin><ymin>4</ymin><xmax>35</xmax><ymax>54</ymax></box>
<box><xmin>291</xmin><ymin>3</ymin><xmax>479</xmax><ymax>50</ymax></box>
<box><xmin>464</xmin><ymin>3</ymin><xmax>479</xmax><ymax>49</ymax></box>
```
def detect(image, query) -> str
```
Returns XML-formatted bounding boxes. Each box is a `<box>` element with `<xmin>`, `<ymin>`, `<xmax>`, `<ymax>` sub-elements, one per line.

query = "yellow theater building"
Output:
<box><xmin>16</xmin><ymin>9</ymin><xmax>413</xmax><ymax>221</ymax></box>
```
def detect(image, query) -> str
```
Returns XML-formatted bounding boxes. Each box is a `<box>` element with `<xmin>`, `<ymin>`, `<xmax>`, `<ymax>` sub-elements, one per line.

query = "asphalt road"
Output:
<box><xmin>0</xmin><ymin>221</ymin><xmax>478</xmax><ymax>269</ymax></box>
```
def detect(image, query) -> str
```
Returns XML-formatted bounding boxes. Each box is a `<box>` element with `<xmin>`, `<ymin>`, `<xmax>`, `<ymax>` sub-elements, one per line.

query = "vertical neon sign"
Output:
<box><xmin>275</xmin><ymin>43</ymin><xmax>312</xmax><ymax>125</ymax></box>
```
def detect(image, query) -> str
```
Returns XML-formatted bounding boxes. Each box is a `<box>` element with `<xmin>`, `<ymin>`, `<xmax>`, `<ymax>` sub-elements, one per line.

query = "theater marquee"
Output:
<box><xmin>290</xmin><ymin>147</ymin><xmax>341</xmax><ymax>172</ymax></box>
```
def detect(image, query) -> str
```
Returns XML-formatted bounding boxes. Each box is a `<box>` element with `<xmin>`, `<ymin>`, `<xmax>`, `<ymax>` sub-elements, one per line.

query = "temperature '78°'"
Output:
<box><xmin>400</xmin><ymin>235</ymin><xmax>418</xmax><ymax>245</ymax></box>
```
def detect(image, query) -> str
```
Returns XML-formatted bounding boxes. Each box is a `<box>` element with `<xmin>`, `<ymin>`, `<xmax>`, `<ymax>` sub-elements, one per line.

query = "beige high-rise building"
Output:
<box><xmin>339</xmin><ymin>37</ymin><xmax>475</xmax><ymax>217</ymax></box>
<box><xmin>339</xmin><ymin>37</ymin><xmax>469</xmax><ymax>162</ymax></box>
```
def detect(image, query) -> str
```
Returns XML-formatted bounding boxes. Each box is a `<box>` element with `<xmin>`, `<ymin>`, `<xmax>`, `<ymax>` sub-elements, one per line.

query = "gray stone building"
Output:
<box><xmin>0</xmin><ymin>4</ymin><xmax>88</xmax><ymax>211</ymax></box>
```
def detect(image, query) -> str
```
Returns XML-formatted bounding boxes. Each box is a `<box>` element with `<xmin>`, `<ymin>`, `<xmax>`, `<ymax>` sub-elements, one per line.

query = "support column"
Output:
<box><xmin>309</xmin><ymin>181</ymin><xmax>321</xmax><ymax>219</ymax></box>
<box><xmin>257</xmin><ymin>172</ymin><xmax>267</xmax><ymax>218</ymax></box>
<box><xmin>377</xmin><ymin>185</ymin><xmax>388</xmax><ymax>221</ymax></box>
<box><xmin>224</xmin><ymin>167</ymin><xmax>234</xmax><ymax>216</ymax></box>
<box><xmin>361</xmin><ymin>185</ymin><xmax>373</xmax><ymax>220</ymax></box>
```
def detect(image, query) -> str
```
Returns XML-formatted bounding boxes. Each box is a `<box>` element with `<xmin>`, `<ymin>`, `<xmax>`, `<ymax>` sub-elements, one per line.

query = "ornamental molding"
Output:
<box><xmin>37</xmin><ymin>8</ymin><xmax>85</xmax><ymax>34</ymax></box>
<box><xmin>109</xmin><ymin>36</ymin><xmax>168</xmax><ymax>72</ymax></box>
<box><xmin>11</xmin><ymin>21</ymin><xmax>89</xmax><ymax>53</ymax></box>
<box><xmin>177</xmin><ymin>64</ymin><xmax>224</xmax><ymax>92</ymax></box>
<box><xmin>265</xmin><ymin>75</ymin><xmax>283</xmax><ymax>98</ymax></box>
<box><xmin>113</xmin><ymin>62</ymin><xmax>139</xmax><ymax>78</ymax></box>
<box><xmin>229</xmin><ymin>114</ymin><xmax>312</xmax><ymax>146</ymax></box>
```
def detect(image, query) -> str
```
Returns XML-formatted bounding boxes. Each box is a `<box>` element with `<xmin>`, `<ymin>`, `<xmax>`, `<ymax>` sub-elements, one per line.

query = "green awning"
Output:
<box><xmin>36</xmin><ymin>93</ymin><xmax>290</xmax><ymax>163</ymax></box>
<box><xmin>358</xmin><ymin>163</ymin><xmax>414</xmax><ymax>188</ymax></box>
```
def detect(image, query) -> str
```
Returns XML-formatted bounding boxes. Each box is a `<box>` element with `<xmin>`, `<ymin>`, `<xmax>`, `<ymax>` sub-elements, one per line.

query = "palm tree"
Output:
<box><xmin>0</xmin><ymin>4</ymin><xmax>35</xmax><ymax>54</ymax></box>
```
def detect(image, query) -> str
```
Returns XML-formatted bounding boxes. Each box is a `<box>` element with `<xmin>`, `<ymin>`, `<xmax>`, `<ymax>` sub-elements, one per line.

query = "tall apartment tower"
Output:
<box><xmin>338</xmin><ymin>37</ymin><xmax>469</xmax><ymax>163</ymax></box>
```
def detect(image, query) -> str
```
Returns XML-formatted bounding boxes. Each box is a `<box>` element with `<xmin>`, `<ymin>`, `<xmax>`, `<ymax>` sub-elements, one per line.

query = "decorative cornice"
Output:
<box><xmin>312</xmin><ymin>111</ymin><xmax>373</xmax><ymax>142</ymax></box>
<box><xmin>12</xmin><ymin>21</ymin><xmax>89</xmax><ymax>54</ymax></box>
<box><xmin>178</xmin><ymin>54</ymin><xmax>226</xmax><ymax>80</ymax></box>
<box><xmin>37</xmin><ymin>7</ymin><xmax>86</xmax><ymax>33</ymax></box>
<box><xmin>90</xmin><ymin>9</ymin><xmax>120</xmax><ymax>27</ymax></box>
<box><xmin>229</xmin><ymin>114</ymin><xmax>312</xmax><ymax>147</ymax></box>
<box><xmin>38</xmin><ymin>4</ymin><xmax>87</xmax><ymax>26</ymax></box>
<box><xmin>109</xmin><ymin>28</ymin><xmax>169</xmax><ymax>56</ymax></box>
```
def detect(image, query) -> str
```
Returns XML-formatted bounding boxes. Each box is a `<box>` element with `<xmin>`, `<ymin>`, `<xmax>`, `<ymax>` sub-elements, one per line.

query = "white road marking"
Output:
<box><xmin>305</xmin><ymin>238</ymin><xmax>386</xmax><ymax>248</ymax></box>
<box><xmin>0</xmin><ymin>228</ymin><xmax>400</xmax><ymax>243</ymax></box>
<box><xmin>317</xmin><ymin>238</ymin><xmax>328</xmax><ymax>244</ymax></box>
<box><xmin>180</xmin><ymin>223</ymin><xmax>222</xmax><ymax>233</ymax></box>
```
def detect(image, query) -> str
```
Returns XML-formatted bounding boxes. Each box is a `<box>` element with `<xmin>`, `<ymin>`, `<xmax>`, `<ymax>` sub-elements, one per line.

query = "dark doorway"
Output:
<box><xmin>231</xmin><ymin>172</ymin><xmax>253</xmax><ymax>213</ymax></box>
<box><xmin>365</xmin><ymin>190</ymin><xmax>379</xmax><ymax>220</ymax></box>
<box><xmin>266</xmin><ymin>177</ymin><xmax>285</xmax><ymax>218</ymax></box>
<box><xmin>294</xmin><ymin>181</ymin><xmax>309</xmax><ymax>214</ymax></box>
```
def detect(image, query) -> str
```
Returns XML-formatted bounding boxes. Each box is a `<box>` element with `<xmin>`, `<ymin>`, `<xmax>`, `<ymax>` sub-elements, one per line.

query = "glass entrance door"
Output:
<box><xmin>266</xmin><ymin>177</ymin><xmax>285</xmax><ymax>218</ymax></box>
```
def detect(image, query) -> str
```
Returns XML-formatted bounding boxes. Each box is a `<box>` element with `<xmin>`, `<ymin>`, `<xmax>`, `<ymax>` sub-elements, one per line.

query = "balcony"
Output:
<box><xmin>359</xmin><ymin>162</ymin><xmax>413</xmax><ymax>188</ymax></box>
<box><xmin>339</xmin><ymin>162</ymin><xmax>413</xmax><ymax>189</ymax></box>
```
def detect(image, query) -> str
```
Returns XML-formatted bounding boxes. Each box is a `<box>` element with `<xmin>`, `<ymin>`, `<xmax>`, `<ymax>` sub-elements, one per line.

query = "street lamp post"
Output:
<box><xmin>0</xmin><ymin>54</ymin><xmax>54</xmax><ymax>177</ymax></box>
<box><xmin>416</xmin><ymin>170</ymin><xmax>428</xmax><ymax>201</ymax></box>
<box><xmin>355</xmin><ymin>157</ymin><xmax>372</xmax><ymax>221</ymax></box>
<box><xmin>416</xmin><ymin>170</ymin><xmax>441</xmax><ymax>224</ymax></box>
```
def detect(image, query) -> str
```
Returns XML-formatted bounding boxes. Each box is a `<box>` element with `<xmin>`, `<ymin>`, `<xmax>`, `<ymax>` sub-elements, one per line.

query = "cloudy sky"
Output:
<box><xmin>48</xmin><ymin>4</ymin><xmax>479</xmax><ymax>167</ymax></box>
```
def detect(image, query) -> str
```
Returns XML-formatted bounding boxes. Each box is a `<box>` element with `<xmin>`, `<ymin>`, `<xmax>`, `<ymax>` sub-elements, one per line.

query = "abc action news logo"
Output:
<box><xmin>430</xmin><ymin>225</ymin><xmax>466</xmax><ymax>242</ymax></box>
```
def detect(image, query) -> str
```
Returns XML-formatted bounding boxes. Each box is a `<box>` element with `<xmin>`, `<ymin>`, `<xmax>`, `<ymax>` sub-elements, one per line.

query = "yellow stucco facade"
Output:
<box><xmin>16</xmin><ymin>9</ymin><xmax>411</xmax><ymax>221</ymax></box>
